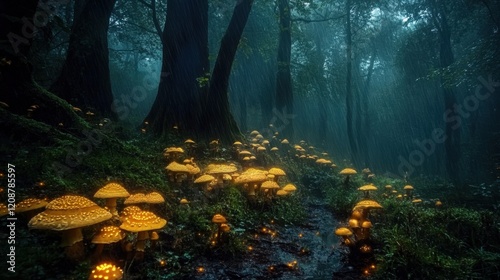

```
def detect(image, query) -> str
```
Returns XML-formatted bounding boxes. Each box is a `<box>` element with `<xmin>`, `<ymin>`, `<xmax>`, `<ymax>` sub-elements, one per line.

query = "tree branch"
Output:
<box><xmin>291</xmin><ymin>14</ymin><xmax>345</xmax><ymax>23</ymax></box>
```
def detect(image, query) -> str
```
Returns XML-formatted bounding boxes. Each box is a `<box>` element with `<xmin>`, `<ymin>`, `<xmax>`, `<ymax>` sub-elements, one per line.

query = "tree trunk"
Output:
<box><xmin>434</xmin><ymin>1</ymin><xmax>461</xmax><ymax>185</ymax></box>
<box><xmin>345</xmin><ymin>0</ymin><xmax>358</xmax><ymax>165</ymax></box>
<box><xmin>357</xmin><ymin>45</ymin><xmax>376</xmax><ymax>167</ymax></box>
<box><xmin>239</xmin><ymin>93</ymin><xmax>247</xmax><ymax>133</ymax></box>
<box><xmin>275</xmin><ymin>0</ymin><xmax>294</xmax><ymax>140</ymax></box>
<box><xmin>200</xmin><ymin>0</ymin><xmax>253</xmax><ymax>142</ymax></box>
<box><xmin>0</xmin><ymin>0</ymin><xmax>88</xmax><ymax>133</ymax></box>
<box><xmin>145</xmin><ymin>0</ymin><xmax>209</xmax><ymax>137</ymax></box>
<box><xmin>50</xmin><ymin>0</ymin><xmax>117</xmax><ymax>116</ymax></box>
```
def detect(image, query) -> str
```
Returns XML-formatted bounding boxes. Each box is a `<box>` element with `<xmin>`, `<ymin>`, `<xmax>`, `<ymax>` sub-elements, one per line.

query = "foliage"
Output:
<box><xmin>372</xmin><ymin>199</ymin><xmax>500</xmax><ymax>279</ymax></box>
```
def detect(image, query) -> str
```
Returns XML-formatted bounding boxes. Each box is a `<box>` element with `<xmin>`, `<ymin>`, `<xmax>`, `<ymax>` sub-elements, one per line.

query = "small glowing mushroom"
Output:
<box><xmin>15</xmin><ymin>198</ymin><xmax>48</xmax><ymax>219</ymax></box>
<box><xmin>358</xmin><ymin>184</ymin><xmax>378</xmax><ymax>198</ymax></box>
<box><xmin>88</xmin><ymin>263</ymin><xmax>123</xmax><ymax>280</ymax></box>
<box><xmin>119</xmin><ymin>210</ymin><xmax>166</xmax><ymax>259</ymax></box>
<box><xmin>334</xmin><ymin>227</ymin><xmax>354</xmax><ymax>246</ymax></box>
<box><xmin>212</xmin><ymin>214</ymin><xmax>227</xmax><ymax>243</ymax></box>
<box><xmin>194</xmin><ymin>174</ymin><xmax>216</xmax><ymax>191</ymax></box>
<box><xmin>340</xmin><ymin>168</ymin><xmax>357</xmax><ymax>185</ymax></box>
<box><xmin>165</xmin><ymin>161</ymin><xmax>190</xmax><ymax>183</ymax></box>
<box><xmin>94</xmin><ymin>183</ymin><xmax>130</xmax><ymax>216</ymax></box>
<box><xmin>91</xmin><ymin>225</ymin><xmax>124</xmax><ymax>260</ymax></box>
<box><xmin>403</xmin><ymin>185</ymin><xmax>414</xmax><ymax>199</ymax></box>
<box><xmin>282</xmin><ymin>183</ymin><xmax>297</xmax><ymax>194</ymax></box>
<box><xmin>268</xmin><ymin>167</ymin><xmax>286</xmax><ymax>182</ymax></box>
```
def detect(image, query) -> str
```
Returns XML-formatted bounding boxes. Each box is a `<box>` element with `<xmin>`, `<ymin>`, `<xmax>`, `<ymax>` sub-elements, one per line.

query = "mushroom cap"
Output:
<box><xmin>340</xmin><ymin>168</ymin><xmax>357</xmax><ymax>175</ymax></box>
<box><xmin>257</xmin><ymin>146</ymin><xmax>266</xmax><ymax>152</ymax></box>
<box><xmin>262</xmin><ymin>140</ymin><xmax>270</xmax><ymax>145</ymax></box>
<box><xmin>280</xmin><ymin>139</ymin><xmax>289</xmax><ymax>144</ymax></box>
<box><xmin>212</xmin><ymin>214</ymin><xmax>227</xmax><ymax>224</ymax></box>
<box><xmin>282</xmin><ymin>184</ymin><xmax>297</xmax><ymax>192</ymax></box>
<box><xmin>185</xmin><ymin>164</ymin><xmax>201</xmax><ymax>175</ymax></box>
<box><xmin>358</xmin><ymin>185</ymin><xmax>378</xmax><ymax>191</ymax></box>
<box><xmin>184</xmin><ymin>139</ymin><xmax>195</xmax><ymax>144</ymax></box>
<box><xmin>29</xmin><ymin>195</ymin><xmax>112</xmax><ymax>231</ymax></box>
<box><xmin>361</xmin><ymin>220</ymin><xmax>373</xmax><ymax>228</ymax></box>
<box><xmin>94</xmin><ymin>183</ymin><xmax>130</xmax><ymax>199</ymax></box>
<box><xmin>238</xmin><ymin>150</ymin><xmax>253</xmax><ymax>157</ymax></box>
<box><xmin>194</xmin><ymin>174</ymin><xmax>216</xmax><ymax>184</ymax></box>
<box><xmin>15</xmin><ymin>198</ymin><xmax>48</xmax><ymax>213</ymax></box>
<box><xmin>120</xmin><ymin>206</ymin><xmax>142</xmax><ymax>219</ymax></box>
<box><xmin>335</xmin><ymin>227</ymin><xmax>353</xmax><ymax>236</ymax></box>
<box><xmin>233</xmin><ymin>141</ymin><xmax>243</xmax><ymax>146</ymax></box>
<box><xmin>205</xmin><ymin>164</ymin><xmax>238</xmax><ymax>175</ymax></box>
<box><xmin>353</xmin><ymin>199</ymin><xmax>383</xmax><ymax>211</ymax></box>
<box><xmin>250</xmin><ymin>130</ymin><xmax>260</xmax><ymax>136</ymax></box>
<box><xmin>220</xmin><ymin>223</ymin><xmax>231</xmax><ymax>232</ymax></box>
<box><xmin>348</xmin><ymin>219</ymin><xmax>360</xmax><ymax>228</ymax></box>
<box><xmin>276</xmin><ymin>190</ymin><xmax>288</xmax><ymax>196</ymax></box>
<box><xmin>89</xmin><ymin>263</ymin><xmax>123</xmax><ymax>280</ymax></box>
<box><xmin>385</xmin><ymin>185</ymin><xmax>393</xmax><ymax>190</ymax></box>
<box><xmin>165</xmin><ymin>162</ymin><xmax>190</xmax><ymax>173</ymax></box>
<box><xmin>403</xmin><ymin>185</ymin><xmax>414</xmax><ymax>190</ymax></box>
<box><xmin>92</xmin><ymin>226</ymin><xmax>124</xmax><ymax>244</ymax></box>
<box><xmin>124</xmin><ymin>193</ymin><xmax>147</xmax><ymax>205</ymax></box>
<box><xmin>0</xmin><ymin>203</ymin><xmax>9</xmax><ymax>217</ymax></box>
<box><xmin>351</xmin><ymin>210</ymin><xmax>363</xmax><ymax>220</ymax></box>
<box><xmin>150</xmin><ymin>231</ymin><xmax>160</xmax><ymax>240</ymax></box>
<box><xmin>261</xmin><ymin>181</ymin><xmax>280</xmax><ymax>190</ymax></box>
<box><xmin>270</xmin><ymin>147</ymin><xmax>279</xmax><ymax>151</ymax></box>
<box><xmin>268</xmin><ymin>167</ymin><xmax>286</xmax><ymax>176</ymax></box>
<box><xmin>120</xmin><ymin>210</ymin><xmax>167</xmax><ymax>232</ymax></box>
<box><xmin>180</xmin><ymin>198</ymin><xmax>189</xmax><ymax>204</ymax></box>
<box><xmin>145</xmin><ymin>192</ymin><xmax>165</xmax><ymax>204</ymax></box>
<box><xmin>234</xmin><ymin>169</ymin><xmax>268</xmax><ymax>184</ymax></box>
<box><xmin>412</xmin><ymin>198</ymin><xmax>422</xmax><ymax>204</ymax></box>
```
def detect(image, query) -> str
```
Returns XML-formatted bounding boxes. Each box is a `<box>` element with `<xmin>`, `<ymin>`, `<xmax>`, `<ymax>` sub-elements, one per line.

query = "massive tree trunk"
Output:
<box><xmin>200</xmin><ymin>0</ymin><xmax>253</xmax><ymax>142</ymax></box>
<box><xmin>1</xmin><ymin>0</ymin><xmax>88</xmax><ymax>136</ymax></box>
<box><xmin>50</xmin><ymin>0</ymin><xmax>117</xmax><ymax>116</ymax></box>
<box><xmin>432</xmin><ymin>0</ymin><xmax>461</xmax><ymax>185</ymax></box>
<box><xmin>275</xmin><ymin>0</ymin><xmax>294</xmax><ymax>140</ymax></box>
<box><xmin>145</xmin><ymin>0</ymin><xmax>209</xmax><ymax>137</ymax></box>
<box><xmin>345</xmin><ymin>0</ymin><xmax>358</xmax><ymax>165</ymax></box>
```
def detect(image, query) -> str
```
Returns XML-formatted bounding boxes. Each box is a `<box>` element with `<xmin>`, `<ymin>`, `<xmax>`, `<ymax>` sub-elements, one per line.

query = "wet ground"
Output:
<box><xmin>190</xmin><ymin>198</ymin><xmax>362</xmax><ymax>280</ymax></box>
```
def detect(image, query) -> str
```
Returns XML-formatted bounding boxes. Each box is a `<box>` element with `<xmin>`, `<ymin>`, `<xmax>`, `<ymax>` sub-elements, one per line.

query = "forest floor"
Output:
<box><xmin>190</xmin><ymin>198</ymin><xmax>350</xmax><ymax>280</ymax></box>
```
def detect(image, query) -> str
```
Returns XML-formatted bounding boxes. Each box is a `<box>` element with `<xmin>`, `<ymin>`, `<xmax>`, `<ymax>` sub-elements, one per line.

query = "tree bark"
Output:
<box><xmin>200</xmin><ymin>0</ymin><xmax>253</xmax><ymax>142</ymax></box>
<box><xmin>275</xmin><ymin>0</ymin><xmax>294</xmax><ymax>140</ymax></box>
<box><xmin>0</xmin><ymin>0</ymin><xmax>88</xmax><ymax>132</ymax></box>
<box><xmin>50</xmin><ymin>0</ymin><xmax>116</xmax><ymax>116</ymax></box>
<box><xmin>145</xmin><ymin>0</ymin><xmax>209</xmax><ymax>137</ymax></box>
<box><xmin>432</xmin><ymin>0</ymin><xmax>461</xmax><ymax>185</ymax></box>
<box><xmin>345</xmin><ymin>0</ymin><xmax>358</xmax><ymax>165</ymax></box>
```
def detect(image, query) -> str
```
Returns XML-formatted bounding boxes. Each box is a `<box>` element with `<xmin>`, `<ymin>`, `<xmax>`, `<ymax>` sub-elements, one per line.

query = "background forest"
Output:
<box><xmin>2</xmin><ymin>0</ymin><xmax>499</xmax><ymax>185</ymax></box>
<box><xmin>1</xmin><ymin>0</ymin><xmax>500</xmax><ymax>279</ymax></box>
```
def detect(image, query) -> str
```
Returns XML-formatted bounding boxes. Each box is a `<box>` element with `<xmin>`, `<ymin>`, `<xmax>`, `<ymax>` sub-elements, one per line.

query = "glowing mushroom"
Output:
<box><xmin>94</xmin><ymin>183</ymin><xmax>130</xmax><ymax>216</ymax></box>
<box><xmin>29</xmin><ymin>195</ymin><xmax>112</xmax><ymax>261</ymax></box>
<box><xmin>89</xmin><ymin>263</ymin><xmax>123</xmax><ymax>280</ymax></box>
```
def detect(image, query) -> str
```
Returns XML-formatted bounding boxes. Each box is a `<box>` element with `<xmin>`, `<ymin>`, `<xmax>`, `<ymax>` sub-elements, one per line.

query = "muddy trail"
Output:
<box><xmin>190</xmin><ymin>197</ymin><xmax>363</xmax><ymax>280</ymax></box>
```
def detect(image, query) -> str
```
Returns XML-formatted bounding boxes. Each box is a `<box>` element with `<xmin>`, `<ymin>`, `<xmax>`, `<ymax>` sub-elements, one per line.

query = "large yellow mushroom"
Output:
<box><xmin>29</xmin><ymin>195</ymin><xmax>112</xmax><ymax>261</ymax></box>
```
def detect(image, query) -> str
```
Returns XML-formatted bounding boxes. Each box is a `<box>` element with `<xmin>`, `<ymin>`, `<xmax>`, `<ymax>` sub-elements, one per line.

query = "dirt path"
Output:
<box><xmin>191</xmin><ymin>197</ymin><xmax>359</xmax><ymax>279</ymax></box>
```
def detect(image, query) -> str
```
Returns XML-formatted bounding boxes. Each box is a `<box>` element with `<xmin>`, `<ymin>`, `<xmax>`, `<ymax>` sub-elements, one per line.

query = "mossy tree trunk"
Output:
<box><xmin>50</xmin><ymin>0</ymin><xmax>117</xmax><ymax>116</ymax></box>
<box><xmin>0</xmin><ymin>0</ymin><xmax>89</xmax><ymax>140</ymax></box>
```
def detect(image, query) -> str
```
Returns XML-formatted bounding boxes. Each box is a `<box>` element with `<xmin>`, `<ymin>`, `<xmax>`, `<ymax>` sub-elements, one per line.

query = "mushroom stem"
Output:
<box><xmin>105</xmin><ymin>198</ymin><xmax>118</xmax><ymax>216</ymax></box>
<box><xmin>61</xmin><ymin>228</ymin><xmax>83</xmax><ymax>247</ymax></box>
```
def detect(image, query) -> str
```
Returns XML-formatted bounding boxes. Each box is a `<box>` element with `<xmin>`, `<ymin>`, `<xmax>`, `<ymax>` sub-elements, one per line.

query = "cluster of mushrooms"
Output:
<box><xmin>19</xmin><ymin>182</ymin><xmax>167</xmax><ymax>279</ymax></box>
